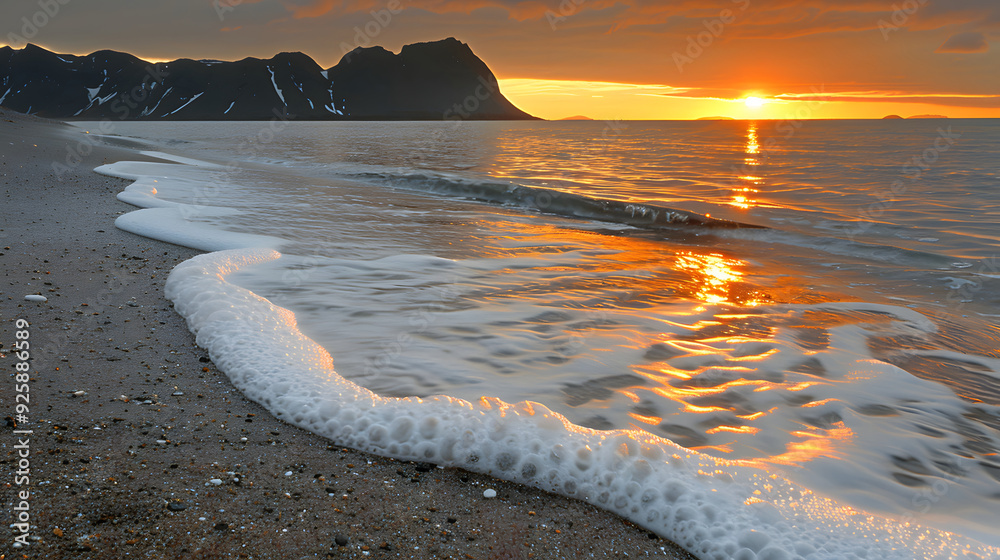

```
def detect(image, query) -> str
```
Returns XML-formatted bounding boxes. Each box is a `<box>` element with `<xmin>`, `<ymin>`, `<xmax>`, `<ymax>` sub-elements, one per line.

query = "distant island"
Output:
<box><xmin>697</xmin><ymin>116</ymin><xmax>736</xmax><ymax>120</ymax></box>
<box><xmin>0</xmin><ymin>38</ymin><xmax>536</xmax><ymax>121</ymax></box>
<box><xmin>882</xmin><ymin>115</ymin><xmax>903</xmax><ymax>119</ymax></box>
<box><xmin>559</xmin><ymin>115</ymin><xmax>594</xmax><ymax>120</ymax></box>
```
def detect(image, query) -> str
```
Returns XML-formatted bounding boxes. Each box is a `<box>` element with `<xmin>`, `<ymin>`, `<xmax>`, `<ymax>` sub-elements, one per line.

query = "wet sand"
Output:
<box><xmin>0</xmin><ymin>108</ymin><xmax>695</xmax><ymax>559</ymax></box>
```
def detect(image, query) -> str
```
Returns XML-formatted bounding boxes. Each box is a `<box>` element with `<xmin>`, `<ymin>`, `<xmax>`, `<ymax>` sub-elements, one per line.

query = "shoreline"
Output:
<box><xmin>0</xmin><ymin>109</ymin><xmax>695</xmax><ymax>559</ymax></box>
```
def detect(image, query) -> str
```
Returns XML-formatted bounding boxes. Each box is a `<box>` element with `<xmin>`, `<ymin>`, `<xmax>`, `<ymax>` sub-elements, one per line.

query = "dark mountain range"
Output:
<box><xmin>0</xmin><ymin>38</ymin><xmax>536</xmax><ymax>121</ymax></box>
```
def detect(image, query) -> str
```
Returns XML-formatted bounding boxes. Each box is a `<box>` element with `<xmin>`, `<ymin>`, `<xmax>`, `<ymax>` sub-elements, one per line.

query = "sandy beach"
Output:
<box><xmin>0</xmin><ymin>109</ymin><xmax>695</xmax><ymax>559</ymax></box>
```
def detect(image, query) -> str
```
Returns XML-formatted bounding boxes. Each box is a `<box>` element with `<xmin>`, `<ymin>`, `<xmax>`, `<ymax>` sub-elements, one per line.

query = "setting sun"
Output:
<box><xmin>744</xmin><ymin>96</ymin><xmax>766</xmax><ymax>109</ymax></box>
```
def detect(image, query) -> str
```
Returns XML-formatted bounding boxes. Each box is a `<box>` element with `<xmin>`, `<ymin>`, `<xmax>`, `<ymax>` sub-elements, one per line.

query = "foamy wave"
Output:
<box><xmin>96</xmin><ymin>161</ymin><xmax>285</xmax><ymax>251</ymax></box>
<box><xmin>238</xmin><ymin>248</ymin><xmax>1000</xmax><ymax>544</ymax></box>
<box><xmin>100</xmin><ymin>155</ymin><xmax>1000</xmax><ymax>559</ymax></box>
<box><xmin>163</xmin><ymin>248</ymin><xmax>997</xmax><ymax>560</ymax></box>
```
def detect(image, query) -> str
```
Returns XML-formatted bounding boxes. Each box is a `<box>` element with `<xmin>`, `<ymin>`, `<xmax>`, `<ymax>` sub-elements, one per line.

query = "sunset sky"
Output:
<box><xmin>2</xmin><ymin>0</ymin><xmax>998</xmax><ymax>120</ymax></box>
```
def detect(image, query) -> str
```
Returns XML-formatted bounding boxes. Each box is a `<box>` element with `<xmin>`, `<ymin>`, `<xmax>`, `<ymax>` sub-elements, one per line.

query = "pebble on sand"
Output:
<box><xmin>24</xmin><ymin>294</ymin><xmax>48</xmax><ymax>302</ymax></box>
<box><xmin>483</xmin><ymin>489</ymin><xmax>497</xmax><ymax>499</ymax></box>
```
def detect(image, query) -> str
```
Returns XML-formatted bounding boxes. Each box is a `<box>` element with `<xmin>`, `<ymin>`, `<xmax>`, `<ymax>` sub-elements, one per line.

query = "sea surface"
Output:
<box><xmin>86</xmin><ymin>119</ymin><xmax>1000</xmax><ymax>558</ymax></box>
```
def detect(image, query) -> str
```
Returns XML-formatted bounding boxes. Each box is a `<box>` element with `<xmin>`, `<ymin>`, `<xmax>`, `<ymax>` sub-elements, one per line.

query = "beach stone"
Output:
<box><xmin>483</xmin><ymin>489</ymin><xmax>497</xmax><ymax>498</ymax></box>
<box><xmin>334</xmin><ymin>534</ymin><xmax>349</xmax><ymax>547</ymax></box>
<box><xmin>167</xmin><ymin>502</ymin><xmax>187</xmax><ymax>511</ymax></box>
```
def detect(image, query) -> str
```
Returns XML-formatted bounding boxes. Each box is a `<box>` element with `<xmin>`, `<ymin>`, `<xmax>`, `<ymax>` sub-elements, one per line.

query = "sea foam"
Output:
<box><xmin>165</xmin><ymin>248</ymin><xmax>998</xmax><ymax>560</ymax></box>
<box><xmin>98</xmin><ymin>156</ymin><xmax>1000</xmax><ymax>559</ymax></box>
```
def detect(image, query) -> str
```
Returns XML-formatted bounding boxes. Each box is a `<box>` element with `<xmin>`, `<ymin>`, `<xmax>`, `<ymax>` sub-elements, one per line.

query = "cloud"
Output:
<box><xmin>277</xmin><ymin>0</ymin><xmax>1000</xmax><ymax>39</ymax></box>
<box><xmin>282</xmin><ymin>0</ymin><xmax>571</xmax><ymax>20</ymax></box>
<box><xmin>771</xmin><ymin>91</ymin><xmax>1000</xmax><ymax>108</ymax></box>
<box><xmin>936</xmin><ymin>31</ymin><xmax>989</xmax><ymax>53</ymax></box>
<box><xmin>500</xmin><ymin>78</ymin><xmax>689</xmax><ymax>97</ymax></box>
<box><xmin>653</xmin><ymin>87</ymin><xmax>1000</xmax><ymax>109</ymax></box>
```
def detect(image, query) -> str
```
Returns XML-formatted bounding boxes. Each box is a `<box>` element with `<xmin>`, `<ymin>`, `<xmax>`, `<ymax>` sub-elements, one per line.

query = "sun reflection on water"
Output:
<box><xmin>731</xmin><ymin>123</ymin><xmax>763</xmax><ymax>209</ymax></box>
<box><xmin>473</xmin><ymin>214</ymin><xmax>860</xmax><ymax>469</ymax></box>
<box><xmin>673</xmin><ymin>251</ymin><xmax>767</xmax><ymax>307</ymax></box>
<box><xmin>625</xmin><ymin>305</ymin><xmax>865</xmax><ymax>468</ymax></box>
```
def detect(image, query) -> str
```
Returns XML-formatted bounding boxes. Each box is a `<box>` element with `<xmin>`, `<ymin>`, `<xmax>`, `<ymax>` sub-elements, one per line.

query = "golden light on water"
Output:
<box><xmin>675</xmin><ymin>252</ymin><xmax>740</xmax><ymax>304</ymax></box>
<box><xmin>626</xmin><ymin>306</ymin><xmax>861</xmax><ymax>467</ymax></box>
<box><xmin>474</xmin><ymin>212</ymin><xmax>859</xmax><ymax>469</ymax></box>
<box><xmin>481</xmin><ymin>219</ymin><xmax>773</xmax><ymax>308</ymax></box>
<box><xmin>730</xmin><ymin>123</ymin><xmax>762</xmax><ymax>210</ymax></box>
<box><xmin>628</xmin><ymin>411</ymin><xmax>664</xmax><ymax>426</ymax></box>
<box><xmin>745</xmin><ymin>125</ymin><xmax>760</xmax><ymax>155</ymax></box>
<box><xmin>673</xmin><ymin>251</ymin><xmax>765</xmax><ymax>307</ymax></box>
<box><xmin>707</xmin><ymin>425</ymin><xmax>761</xmax><ymax>435</ymax></box>
<box><xmin>756</xmin><ymin>424</ymin><xmax>855</xmax><ymax>467</ymax></box>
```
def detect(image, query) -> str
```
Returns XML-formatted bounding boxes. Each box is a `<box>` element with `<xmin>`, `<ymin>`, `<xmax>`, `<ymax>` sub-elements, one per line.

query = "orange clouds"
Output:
<box><xmin>284</xmin><ymin>0</ymin><xmax>563</xmax><ymax>20</ymax></box>
<box><xmin>774</xmin><ymin>91</ymin><xmax>1000</xmax><ymax>108</ymax></box>
<box><xmin>280</xmin><ymin>0</ymin><xmax>999</xmax><ymax>39</ymax></box>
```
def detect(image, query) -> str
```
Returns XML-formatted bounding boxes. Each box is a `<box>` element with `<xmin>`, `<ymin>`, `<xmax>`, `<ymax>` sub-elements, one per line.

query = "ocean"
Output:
<box><xmin>87</xmin><ymin>119</ymin><xmax>1000</xmax><ymax>558</ymax></box>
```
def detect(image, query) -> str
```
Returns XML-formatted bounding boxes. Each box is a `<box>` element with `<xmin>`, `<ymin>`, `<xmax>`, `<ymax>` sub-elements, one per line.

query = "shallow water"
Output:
<box><xmin>88</xmin><ymin>119</ymin><xmax>1000</xmax><ymax>555</ymax></box>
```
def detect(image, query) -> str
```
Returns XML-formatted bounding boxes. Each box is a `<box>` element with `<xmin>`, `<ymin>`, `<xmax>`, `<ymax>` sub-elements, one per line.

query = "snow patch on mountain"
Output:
<box><xmin>164</xmin><ymin>92</ymin><xmax>204</xmax><ymax>117</ymax></box>
<box><xmin>267</xmin><ymin>66</ymin><xmax>286</xmax><ymax>106</ymax></box>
